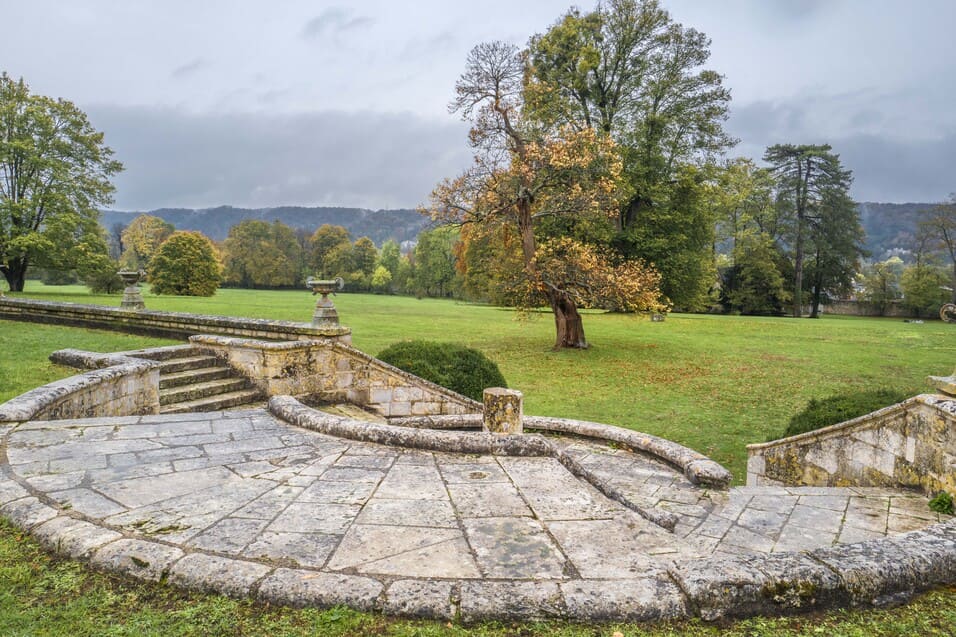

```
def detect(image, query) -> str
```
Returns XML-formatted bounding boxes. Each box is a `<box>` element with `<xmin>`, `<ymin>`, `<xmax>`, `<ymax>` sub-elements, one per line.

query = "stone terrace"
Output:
<box><xmin>1</xmin><ymin>408</ymin><xmax>951</xmax><ymax>622</ymax></box>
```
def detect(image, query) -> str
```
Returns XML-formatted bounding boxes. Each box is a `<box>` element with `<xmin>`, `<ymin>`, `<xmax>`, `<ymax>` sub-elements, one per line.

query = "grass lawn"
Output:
<box><xmin>1</xmin><ymin>282</ymin><xmax>955</xmax><ymax>636</ymax></box>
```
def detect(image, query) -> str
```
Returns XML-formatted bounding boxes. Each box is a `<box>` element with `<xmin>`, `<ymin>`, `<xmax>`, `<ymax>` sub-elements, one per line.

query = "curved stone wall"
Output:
<box><xmin>747</xmin><ymin>394</ymin><xmax>956</xmax><ymax>495</ymax></box>
<box><xmin>0</xmin><ymin>355</ymin><xmax>159</xmax><ymax>424</ymax></box>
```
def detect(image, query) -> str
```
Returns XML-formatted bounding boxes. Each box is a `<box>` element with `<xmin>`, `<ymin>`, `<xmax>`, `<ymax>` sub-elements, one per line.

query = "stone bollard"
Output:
<box><xmin>482</xmin><ymin>387</ymin><xmax>523</xmax><ymax>434</ymax></box>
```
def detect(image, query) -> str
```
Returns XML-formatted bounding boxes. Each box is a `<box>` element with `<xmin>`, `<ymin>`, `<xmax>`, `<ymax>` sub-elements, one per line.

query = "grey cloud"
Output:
<box><xmin>301</xmin><ymin>8</ymin><xmax>374</xmax><ymax>39</ymax></box>
<box><xmin>170</xmin><ymin>58</ymin><xmax>205</xmax><ymax>79</ymax></box>
<box><xmin>86</xmin><ymin>106</ymin><xmax>471</xmax><ymax>211</ymax></box>
<box><xmin>400</xmin><ymin>32</ymin><xmax>457</xmax><ymax>62</ymax></box>
<box><xmin>727</xmin><ymin>99</ymin><xmax>955</xmax><ymax>203</ymax></box>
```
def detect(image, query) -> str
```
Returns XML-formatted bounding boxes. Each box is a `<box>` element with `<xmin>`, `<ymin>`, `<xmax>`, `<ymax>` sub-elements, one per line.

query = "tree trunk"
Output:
<box><xmin>1</xmin><ymin>258</ymin><xmax>28</xmax><ymax>292</ymax></box>
<box><xmin>549</xmin><ymin>291</ymin><xmax>588</xmax><ymax>349</ymax></box>
<box><xmin>809</xmin><ymin>279</ymin><xmax>822</xmax><ymax>318</ymax></box>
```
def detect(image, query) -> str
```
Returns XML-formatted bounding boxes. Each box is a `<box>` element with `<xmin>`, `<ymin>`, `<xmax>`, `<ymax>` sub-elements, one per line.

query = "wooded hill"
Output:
<box><xmin>100</xmin><ymin>206</ymin><xmax>429</xmax><ymax>245</ymax></box>
<box><xmin>100</xmin><ymin>201</ymin><xmax>935</xmax><ymax>258</ymax></box>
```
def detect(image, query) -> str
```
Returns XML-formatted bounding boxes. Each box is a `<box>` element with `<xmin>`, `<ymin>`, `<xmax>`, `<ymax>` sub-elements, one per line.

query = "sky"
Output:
<box><xmin>2</xmin><ymin>0</ymin><xmax>954</xmax><ymax>211</ymax></box>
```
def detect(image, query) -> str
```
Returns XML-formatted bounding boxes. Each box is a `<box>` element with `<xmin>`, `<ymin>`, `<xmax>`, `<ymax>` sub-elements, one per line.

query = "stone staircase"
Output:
<box><xmin>138</xmin><ymin>347</ymin><xmax>263</xmax><ymax>414</ymax></box>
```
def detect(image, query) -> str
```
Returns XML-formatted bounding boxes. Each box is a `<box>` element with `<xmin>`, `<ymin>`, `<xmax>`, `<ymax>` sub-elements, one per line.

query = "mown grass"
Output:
<box><xmin>2</xmin><ymin>283</ymin><xmax>955</xmax><ymax>635</ymax></box>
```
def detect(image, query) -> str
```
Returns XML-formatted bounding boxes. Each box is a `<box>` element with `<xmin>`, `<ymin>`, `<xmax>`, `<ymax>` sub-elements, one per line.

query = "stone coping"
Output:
<box><xmin>1</xmin><ymin>413</ymin><xmax>955</xmax><ymax>623</ymax></box>
<box><xmin>388</xmin><ymin>414</ymin><xmax>732</xmax><ymax>488</ymax></box>
<box><xmin>746</xmin><ymin>394</ymin><xmax>956</xmax><ymax>452</ymax></box>
<box><xmin>0</xmin><ymin>356</ymin><xmax>157</xmax><ymax>424</ymax></box>
<box><xmin>0</xmin><ymin>296</ymin><xmax>350</xmax><ymax>341</ymax></box>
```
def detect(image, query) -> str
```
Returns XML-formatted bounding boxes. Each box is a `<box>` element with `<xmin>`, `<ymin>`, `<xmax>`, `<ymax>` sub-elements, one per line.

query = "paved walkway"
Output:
<box><xmin>0</xmin><ymin>408</ymin><xmax>951</xmax><ymax>621</ymax></box>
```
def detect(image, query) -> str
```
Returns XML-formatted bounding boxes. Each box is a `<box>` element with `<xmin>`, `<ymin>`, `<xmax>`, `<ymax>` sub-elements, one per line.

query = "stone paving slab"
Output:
<box><xmin>1</xmin><ymin>408</ymin><xmax>953</xmax><ymax>622</ymax></box>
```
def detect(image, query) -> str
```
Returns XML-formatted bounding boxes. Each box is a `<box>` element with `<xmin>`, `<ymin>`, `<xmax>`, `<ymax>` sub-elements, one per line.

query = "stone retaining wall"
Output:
<box><xmin>0</xmin><ymin>297</ymin><xmax>351</xmax><ymax>342</ymax></box>
<box><xmin>822</xmin><ymin>299</ymin><xmax>916</xmax><ymax>318</ymax></box>
<box><xmin>0</xmin><ymin>356</ymin><xmax>159</xmax><ymax>423</ymax></box>
<box><xmin>190</xmin><ymin>335</ymin><xmax>481</xmax><ymax>417</ymax></box>
<box><xmin>747</xmin><ymin>394</ymin><xmax>956</xmax><ymax>494</ymax></box>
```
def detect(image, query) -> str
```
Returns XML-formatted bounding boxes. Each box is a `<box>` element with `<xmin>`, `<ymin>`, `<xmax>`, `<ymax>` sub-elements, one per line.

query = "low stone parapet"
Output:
<box><xmin>0</xmin><ymin>296</ymin><xmax>351</xmax><ymax>342</ymax></box>
<box><xmin>747</xmin><ymin>394</ymin><xmax>956</xmax><ymax>495</ymax></box>
<box><xmin>0</xmin><ymin>356</ymin><xmax>159</xmax><ymax>423</ymax></box>
<box><xmin>189</xmin><ymin>335</ymin><xmax>481</xmax><ymax>418</ymax></box>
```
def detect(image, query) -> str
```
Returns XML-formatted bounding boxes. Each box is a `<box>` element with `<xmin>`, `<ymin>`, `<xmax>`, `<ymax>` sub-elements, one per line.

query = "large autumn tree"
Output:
<box><xmin>428</xmin><ymin>42</ymin><xmax>665</xmax><ymax>349</ymax></box>
<box><xmin>119</xmin><ymin>214</ymin><xmax>175</xmax><ymax>271</ymax></box>
<box><xmin>525</xmin><ymin>0</ymin><xmax>734</xmax><ymax>308</ymax></box>
<box><xmin>222</xmin><ymin>219</ymin><xmax>303</xmax><ymax>288</ymax></box>
<box><xmin>0</xmin><ymin>73</ymin><xmax>122</xmax><ymax>291</ymax></box>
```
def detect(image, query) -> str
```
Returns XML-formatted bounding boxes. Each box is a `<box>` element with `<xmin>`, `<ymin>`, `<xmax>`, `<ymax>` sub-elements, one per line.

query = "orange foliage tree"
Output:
<box><xmin>427</xmin><ymin>42</ymin><xmax>667</xmax><ymax>349</ymax></box>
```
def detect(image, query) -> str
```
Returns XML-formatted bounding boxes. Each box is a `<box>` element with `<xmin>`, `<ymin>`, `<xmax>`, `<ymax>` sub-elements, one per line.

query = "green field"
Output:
<box><xmin>1</xmin><ymin>283</ymin><xmax>955</xmax><ymax>636</ymax></box>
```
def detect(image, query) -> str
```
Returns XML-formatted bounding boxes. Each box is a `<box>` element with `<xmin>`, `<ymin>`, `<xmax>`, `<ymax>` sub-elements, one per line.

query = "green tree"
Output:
<box><xmin>119</xmin><ymin>214</ymin><xmax>175</xmax><ymax>271</ymax></box>
<box><xmin>308</xmin><ymin>224</ymin><xmax>351</xmax><ymax>277</ymax></box>
<box><xmin>725</xmin><ymin>233</ymin><xmax>790</xmax><ymax>315</ymax></box>
<box><xmin>764</xmin><ymin>144</ymin><xmax>853</xmax><ymax>317</ymax></box>
<box><xmin>0</xmin><ymin>73</ymin><xmax>123</xmax><ymax>291</ymax></box>
<box><xmin>378</xmin><ymin>240</ymin><xmax>401</xmax><ymax>274</ymax></box>
<box><xmin>412</xmin><ymin>227</ymin><xmax>460</xmax><ymax>298</ymax></box>
<box><xmin>860</xmin><ymin>257</ymin><xmax>903</xmax><ymax>316</ymax></box>
<box><xmin>804</xmin><ymin>189</ymin><xmax>866</xmax><ymax>318</ymax></box>
<box><xmin>352</xmin><ymin>237</ymin><xmax>378</xmax><ymax>278</ymax></box>
<box><xmin>919</xmin><ymin>196</ymin><xmax>956</xmax><ymax>303</ymax></box>
<box><xmin>222</xmin><ymin>220</ymin><xmax>303</xmax><ymax>288</ymax></box>
<box><xmin>370</xmin><ymin>265</ymin><xmax>392</xmax><ymax>293</ymax></box>
<box><xmin>900</xmin><ymin>263</ymin><xmax>949</xmax><ymax>318</ymax></box>
<box><xmin>148</xmin><ymin>231</ymin><xmax>221</xmax><ymax>296</ymax></box>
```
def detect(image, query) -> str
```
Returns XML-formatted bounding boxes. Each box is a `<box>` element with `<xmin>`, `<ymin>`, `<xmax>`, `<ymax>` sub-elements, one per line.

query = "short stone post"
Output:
<box><xmin>482</xmin><ymin>387</ymin><xmax>523</xmax><ymax>434</ymax></box>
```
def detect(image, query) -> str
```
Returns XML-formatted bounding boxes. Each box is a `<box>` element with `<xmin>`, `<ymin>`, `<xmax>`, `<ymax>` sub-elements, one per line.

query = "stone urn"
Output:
<box><xmin>118</xmin><ymin>270</ymin><xmax>146</xmax><ymax>310</ymax></box>
<box><xmin>307</xmin><ymin>277</ymin><xmax>344</xmax><ymax>326</ymax></box>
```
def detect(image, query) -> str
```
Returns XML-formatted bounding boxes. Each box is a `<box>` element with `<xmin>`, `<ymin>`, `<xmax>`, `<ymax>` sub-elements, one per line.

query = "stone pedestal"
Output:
<box><xmin>482</xmin><ymin>388</ymin><xmax>523</xmax><ymax>434</ymax></box>
<box><xmin>118</xmin><ymin>270</ymin><xmax>145</xmax><ymax>310</ymax></box>
<box><xmin>307</xmin><ymin>277</ymin><xmax>344</xmax><ymax>327</ymax></box>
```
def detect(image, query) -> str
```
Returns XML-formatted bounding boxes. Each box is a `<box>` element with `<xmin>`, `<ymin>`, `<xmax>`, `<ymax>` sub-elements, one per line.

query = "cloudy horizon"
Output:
<box><xmin>3</xmin><ymin>0</ymin><xmax>954</xmax><ymax>210</ymax></box>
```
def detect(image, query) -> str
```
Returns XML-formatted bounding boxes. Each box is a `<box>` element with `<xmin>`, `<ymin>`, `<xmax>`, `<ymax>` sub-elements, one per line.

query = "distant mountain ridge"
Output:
<box><xmin>857</xmin><ymin>201</ymin><xmax>937</xmax><ymax>261</ymax></box>
<box><xmin>100</xmin><ymin>201</ymin><xmax>937</xmax><ymax>261</ymax></box>
<box><xmin>100</xmin><ymin>205</ymin><xmax>430</xmax><ymax>246</ymax></box>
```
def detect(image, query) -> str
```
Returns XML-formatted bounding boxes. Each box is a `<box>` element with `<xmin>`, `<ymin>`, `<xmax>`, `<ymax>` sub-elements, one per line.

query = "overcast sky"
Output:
<box><xmin>3</xmin><ymin>0</ymin><xmax>954</xmax><ymax>210</ymax></box>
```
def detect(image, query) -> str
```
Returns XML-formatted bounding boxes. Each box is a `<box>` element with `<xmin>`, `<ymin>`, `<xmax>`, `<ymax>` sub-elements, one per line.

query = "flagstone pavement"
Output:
<box><xmin>0</xmin><ymin>408</ymin><xmax>950</xmax><ymax>620</ymax></box>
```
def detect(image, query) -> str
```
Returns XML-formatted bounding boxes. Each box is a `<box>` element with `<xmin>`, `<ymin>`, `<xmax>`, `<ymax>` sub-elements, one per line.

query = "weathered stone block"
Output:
<box><xmin>91</xmin><ymin>539</ymin><xmax>184</xmax><ymax>582</ymax></box>
<box><xmin>482</xmin><ymin>388</ymin><xmax>523</xmax><ymax>434</ymax></box>
<box><xmin>257</xmin><ymin>568</ymin><xmax>383</xmax><ymax>611</ymax></box>
<box><xmin>168</xmin><ymin>553</ymin><xmax>272</xmax><ymax>598</ymax></box>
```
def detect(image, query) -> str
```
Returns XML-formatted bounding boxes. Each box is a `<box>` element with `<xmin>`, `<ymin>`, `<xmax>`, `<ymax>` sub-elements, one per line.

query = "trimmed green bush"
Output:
<box><xmin>377</xmin><ymin>340</ymin><xmax>506</xmax><ymax>402</ymax></box>
<box><xmin>780</xmin><ymin>389</ymin><xmax>908</xmax><ymax>439</ymax></box>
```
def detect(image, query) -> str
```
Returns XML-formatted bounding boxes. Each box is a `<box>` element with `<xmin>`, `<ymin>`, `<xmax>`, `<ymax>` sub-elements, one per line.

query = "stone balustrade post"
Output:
<box><xmin>482</xmin><ymin>387</ymin><xmax>523</xmax><ymax>434</ymax></box>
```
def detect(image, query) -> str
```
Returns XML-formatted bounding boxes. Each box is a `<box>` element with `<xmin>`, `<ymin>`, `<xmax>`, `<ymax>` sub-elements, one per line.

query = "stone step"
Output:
<box><xmin>157</xmin><ymin>355</ymin><xmax>221</xmax><ymax>374</ymax></box>
<box><xmin>159</xmin><ymin>366</ymin><xmax>234</xmax><ymax>389</ymax></box>
<box><xmin>315</xmin><ymin>403</ymin><xmax>387</xmax><ymax>423</ymax></box>
<box><xmin>158</xmin><ymin>388</ymin><xmax>263</xmax><ymax>414</ymax></box>
<box><xmin>160</xmin><ymin>378</ymin><xmax>251</xmax><ymax>406</ymax></box>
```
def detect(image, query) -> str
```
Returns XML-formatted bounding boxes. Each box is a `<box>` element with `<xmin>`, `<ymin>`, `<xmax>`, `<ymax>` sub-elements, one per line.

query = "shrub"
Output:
<box><xmin>376</xmin><ymin>340</ymin><xmax>506</xmax><ymax>402</ymax></box>
<box><xmin>929</xmin><ymin>491</ymin><xmax>954</xmax><ymax>515</ymax></box>
<box><xmin>148</xmin><ymin>231</ymin><xmax>221</xmax><ymax>296</ymax></box>
<box><xmin>780</xmin><ymin>389</ymin><xmax>909</xmax><ymax>439</ymax></box>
